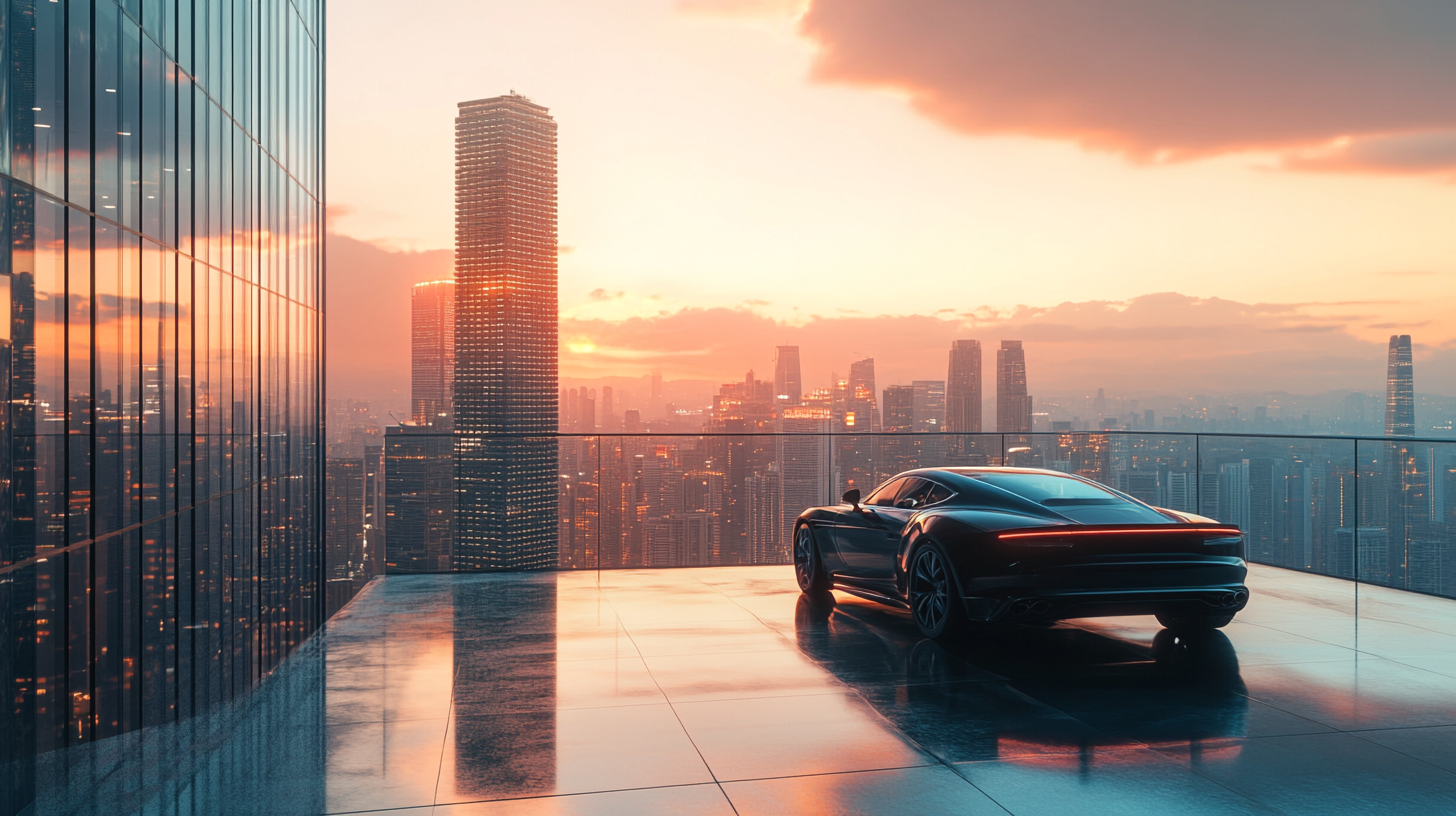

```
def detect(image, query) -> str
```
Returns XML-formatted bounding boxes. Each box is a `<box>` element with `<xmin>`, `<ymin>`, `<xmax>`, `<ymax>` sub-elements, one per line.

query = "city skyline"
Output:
<box><xmin>325</xmin><ymin>1</ymin><xmax>1456</xmax><ymax>407</ymax></box>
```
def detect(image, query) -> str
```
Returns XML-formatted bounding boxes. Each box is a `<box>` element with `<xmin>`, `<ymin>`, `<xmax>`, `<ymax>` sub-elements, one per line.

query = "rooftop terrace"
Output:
<box><xmin>32</xmin><ymin>563</ymin><xmax>1456</xmax><ymax>815</ymax></box>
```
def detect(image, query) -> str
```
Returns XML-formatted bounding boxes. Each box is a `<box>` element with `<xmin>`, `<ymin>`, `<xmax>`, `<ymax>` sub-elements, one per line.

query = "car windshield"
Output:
<box><xmin>971</xmin><ymin>472</ymin><xmax>1121</xmax><ymax>505</ymax></box>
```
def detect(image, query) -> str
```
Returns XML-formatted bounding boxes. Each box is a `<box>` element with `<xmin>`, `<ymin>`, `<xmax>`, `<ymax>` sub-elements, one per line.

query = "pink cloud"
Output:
<box><xmin>798</xmin><ymin>0</ymin><xmax>1456</xmax><ymax>173</ymax></box>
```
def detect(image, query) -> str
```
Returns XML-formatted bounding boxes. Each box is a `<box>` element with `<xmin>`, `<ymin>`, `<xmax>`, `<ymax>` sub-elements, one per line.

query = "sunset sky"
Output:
<box><xmin>327</xmin><ymin>0</ymin><xmax>1456</xmax><ymax>408</ymax></box>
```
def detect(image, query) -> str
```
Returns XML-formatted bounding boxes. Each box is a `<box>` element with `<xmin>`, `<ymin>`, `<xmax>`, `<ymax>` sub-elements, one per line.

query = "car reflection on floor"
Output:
<box><xmin>793</xmin><ymin>592</ymin><xmax>1249</xmax><ymax>765</ymax></box>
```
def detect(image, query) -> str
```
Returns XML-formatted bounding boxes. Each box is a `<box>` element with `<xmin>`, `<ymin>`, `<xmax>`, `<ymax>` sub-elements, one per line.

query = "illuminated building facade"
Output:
<box><xmin>945</xmin><ymin>340</ymin><xmax>981</xmax><ymax>433</ymax></box>
<box><xmin>1</xmin><ymin>1</ymin><xmax>324</xmax><ymax>810</ymax></box>
<box><xmin>996</xmin><ymin>340</ymin><xmax>1032</xmax><ymax>433</ymax></box>
<box><xmin>774</xmin><ymin>345</ymin><xmax>802</xmax><ymax>407</ymax></box>
<box><xmin>453</xmin><ymin>93</ymin><xmax>558</xmax><ymax>570</ymax></box>
<box><xmin>411</xmin><ymin>280</ymin><xmax>456</xmax><ymax>428</ymax></box>
<box><xmin>1385</xmin><ymin>334</ymin><xmax>1414</xmax><ymax>437</ymax></box>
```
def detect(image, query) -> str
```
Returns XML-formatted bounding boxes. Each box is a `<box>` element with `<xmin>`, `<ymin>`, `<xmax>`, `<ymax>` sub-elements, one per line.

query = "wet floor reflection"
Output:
<box><xmin>25</xmin><ymin>566</ymin><xmax>1456</xmax><ymax>814</ymax></box>
<box><xmin>792</xmin><ymin>593</ymin><xmax>1249</xmax><ymax>766</ymax></box>
<box><xmin>444</xmin><ymin>577</ymin><xmax>557</xmax><ymax>801</ymax></box>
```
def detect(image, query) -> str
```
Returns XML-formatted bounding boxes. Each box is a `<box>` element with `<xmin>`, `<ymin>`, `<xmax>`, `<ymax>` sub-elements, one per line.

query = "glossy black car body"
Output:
<box><xmin>792</xmin><ymin>467</ymin><xmax>1249</xmax><ymax>639</ymax></box>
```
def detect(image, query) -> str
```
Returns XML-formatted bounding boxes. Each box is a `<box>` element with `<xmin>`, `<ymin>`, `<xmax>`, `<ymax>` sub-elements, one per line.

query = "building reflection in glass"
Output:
<box><xmin>2</xmin><ymin>2</ymin><xmax>324</xmax><ymax>812</ymax></box>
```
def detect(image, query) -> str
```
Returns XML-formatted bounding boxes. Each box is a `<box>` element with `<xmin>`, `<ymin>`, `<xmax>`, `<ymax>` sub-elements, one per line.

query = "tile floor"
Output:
<box><xmin>35</xmin><ymin>564</ymin><xmax>1456</xmax><ymax>814</ymax></box>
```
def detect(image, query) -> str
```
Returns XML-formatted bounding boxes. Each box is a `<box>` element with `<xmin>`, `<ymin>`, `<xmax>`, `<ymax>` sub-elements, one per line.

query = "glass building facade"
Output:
<box><xmin>0</xmin><ymin>1</ymin><xmax>324</xmax><ymax>813</ymax></box>
<box><xmin>453</xmin><ymin>94</ymin><xmax>558</xmax><ymax>571</ymax></box>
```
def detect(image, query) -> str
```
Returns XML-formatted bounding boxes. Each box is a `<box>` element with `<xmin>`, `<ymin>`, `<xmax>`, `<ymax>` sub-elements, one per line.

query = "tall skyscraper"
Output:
<box><xmin>996</xmin><ymin>341</ymin><xmax>1033</xmax><ymax>433</ymax></box>
<box><xmin>1</xmin><ymin>2</ymin><xmax>324</xmax><ymax>808</ymax></box>
<box><xmin>774</xmin><ymin>346</ymin><xmax>803</xmax><ymax>407</ymax></box>
<box><xmin>1385</xmin><ymin>335</ymin><xmax>1414</xmax><ymax>437</ymax></box>
<box><xmin>945</xmin><ymin>340</ymin><xmax>982</xmax><ymax>433</ymax></box>
<box><xmin>453</xmin><ymin>94</ymin><xmax>559</xmax><ymax>570</ymax></box>
<box><xmin>412</xmin><ymin>280</ymin><xmax>456</xmax><ymax>428</ymax></box>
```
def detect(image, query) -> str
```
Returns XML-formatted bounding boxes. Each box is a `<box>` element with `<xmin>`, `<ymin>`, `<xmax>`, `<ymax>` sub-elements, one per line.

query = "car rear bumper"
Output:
<box><xmin>962</xmin><ymin>584</ymin><xmax>1250</xmax><ymax>622</ymax></box>
<box><xmin>957</xmin><ymin>557</ymin><xmax>1250</xmax><ymax>622</ymax></box>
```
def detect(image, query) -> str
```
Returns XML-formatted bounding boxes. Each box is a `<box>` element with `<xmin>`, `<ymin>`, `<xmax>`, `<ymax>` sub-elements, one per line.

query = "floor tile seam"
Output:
<box><xmin>446</xmin><ymin>699</ymin><xmax>672</xmax><ymax>717</ymax></box>
<box><xmin>1341</xmin><ymin>722</ymin><xmax>1456</xmax><ymax>734</ymax></box>
<box><xmin>321</xmin><ymin>803</ymin><xmax>436</xmax><ymax>815</ymax></box>
<box><xmin>950</xmin><ymin>744</ymin><xmax>1274</xmax><ymax>814</ymax></box>
<box><xmin>713</xmin><ymin>759</ymin><xmax>951</xmax><ymax>786</ymax></box>
<box><xmin>420</xmin><ymin>781</ymin><xmax>729</xmax><ymax>811</ymax></box>
<box><xmin>687</xmin><ymin>573</ymin><xmax>801</xmax><ymax>641</ymax></box>
<box><xmin>1208</xmin><ymin>687</ymin><xmax>1353</xmax><ymax>736</ymax></box>
<box><xmin>1178</xmin><ymin>758</ymin><xmax>1348</xmax><ymax>812</ymax></box>
<box><xmin>601</xmin><ymin>593</ymin><xmax>733</xmax><ymax>799</ymax></box>
<box><xmin>1345</xmin><ymin>728</ymin><xmax>1456</xmax><ymax>775</ymax></box>
<box><xmin>1354</xmin><ymin>654</ymin><xmax>1456</xmax><ymax>679</ymax></box>
<box><xmin>1176</xmin><ymin>729</ymin><xmax>1456</xmax><ymax>811</ymax></box>
<box><xmin>1351</xmin><ymin>612</ymin><xmax>1456</xmax><ymax>639</ymax></box>
<box><xmin>429</xmin><ymin>668</ymin><xmax>459</xmax><ymax>807</ymax></box>
<box><xmin>639</xmin><ymin>646</ymin><xmax>834</xmax><ymax>666</ymax></box>
<box><xmin>1231</xmin><ymin>618</ymin><xmax>1368</xmax><ymax>653</ymax></box>
<box><xmin>663</xmin><ymin>688</ymin><xmax>855</xmax><ymax>707</ymax></box>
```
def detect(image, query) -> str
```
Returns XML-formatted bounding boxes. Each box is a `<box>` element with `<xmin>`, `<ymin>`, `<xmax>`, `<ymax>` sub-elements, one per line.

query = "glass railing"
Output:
<box><xmin>333</xmin><ymin>430</ymin><xmax>1456</xmax><ymax>603</ymax></box>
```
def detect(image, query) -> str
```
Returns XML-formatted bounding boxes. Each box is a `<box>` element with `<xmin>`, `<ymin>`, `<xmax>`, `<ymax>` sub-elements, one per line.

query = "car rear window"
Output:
<box><xmin>971</xmin><ymin>473</ymin><xmax>1120</xmax><ymax>505</ymax></box>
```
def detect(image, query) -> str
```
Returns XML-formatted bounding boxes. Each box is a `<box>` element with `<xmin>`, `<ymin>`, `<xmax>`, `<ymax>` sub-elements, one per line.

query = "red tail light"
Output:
<box><xmin>998</xmin><ymin>526</ymin><xmax>1241</xmax><ymax>540</ymax></box>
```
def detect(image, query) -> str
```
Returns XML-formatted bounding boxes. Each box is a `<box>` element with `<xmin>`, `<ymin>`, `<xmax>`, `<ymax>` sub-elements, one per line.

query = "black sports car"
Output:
<box><xmin>792</xmin><ymin>467</ymin><xmax>1249</xmax><ymax>640</ymax></box>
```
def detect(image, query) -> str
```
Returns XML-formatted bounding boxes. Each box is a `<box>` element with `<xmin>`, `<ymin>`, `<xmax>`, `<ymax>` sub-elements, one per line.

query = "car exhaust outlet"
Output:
<box><xmin>1234</xmin><ymin>590</ymin><xmax>1249</xmax><ymax>605</ymax></box>
<box><xmin>1218</xmin><ymin>591</ymin><xmax>1238</xmax><ymax>607</ymax></box>
<box><xmin>1029</xmin><ymin>600</ymin><xmax>1052</xmax><ymax>615</ymax></box>
<box><xmin>1009</xmin><ymin>600</ymin><xmax>1032</xmax><ymax>616</ymax></box>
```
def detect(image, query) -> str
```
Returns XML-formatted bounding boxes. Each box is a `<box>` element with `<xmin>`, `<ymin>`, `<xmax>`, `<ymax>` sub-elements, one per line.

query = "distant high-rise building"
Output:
<box><xmin>774</xmin><ymin>346</ymin><xmax>803</xmax><ymax>407</ymax></box>
<box><xmin>847</xmin><ymin>358</ymin><xmax>879</xmax><ymax>432</ymax></box>
<box><xmin>778</xmin><ymin>408</ymin><xmax>831</xmax><ymax>556</ymax></box>
<box><xmin>945</xmin><ymin>340</ymin><xmax>982</xmax><ymax>433</ymax></box>
<box><xmin>412</xmin><ymin>280</ymin><xmax>456</xmax><ymax>428</ymax></box>
<box><xmin>327</xmin><ymin>458</ymin><xmax>367</xmax><ymax>614</ymax></box>
<box><xmin>385</xmin><ymin>425</ymin><xmax>457</xmax><ymax>573</ymax></box>
<box><xmin>912</xmin><ymin>381</ymin><xmax>946</xmax><ymax>433</ymax></box>
<box><xmin>1385</xmin><ymin>335</ymin><xmax>1414</xmax><ymax>437</ymax></box>
<box><xmin>882</xmin><ymin>385</ymin><xmax>915</xmax><ymax>432</ymax></box>
<box><xmin>364</xmin><ymin>444</ymin><xmax>386</xmax><ymax>580</ymax></box>
<box><xmin>996</xmin><ymin>341</ymin><xmax>1032</xmax><ymax>433</ymax></box>
<box><xmin>453</xmin><ymin>93</ymin><xmax>559</xmax><ymax>569</ymax></box>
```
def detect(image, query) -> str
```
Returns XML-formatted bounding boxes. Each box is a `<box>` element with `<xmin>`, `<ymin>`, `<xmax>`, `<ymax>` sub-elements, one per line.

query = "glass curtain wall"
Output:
<box><xmin>0</xmin><ymin>1</ymin><xmax>325</xmax><ymax>813</ymax></box>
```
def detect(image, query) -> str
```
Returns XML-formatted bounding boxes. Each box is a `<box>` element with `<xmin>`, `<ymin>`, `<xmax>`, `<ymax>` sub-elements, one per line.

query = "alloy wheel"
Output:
<box><xmin>794</xmin><ymin>527</ymin><xmax>815</xmax><ymax>588</ymax></box>
<box><xmin>911</xmin><ymin>548</ymin><xmax>949</xmax><ymax>633</ymax></box>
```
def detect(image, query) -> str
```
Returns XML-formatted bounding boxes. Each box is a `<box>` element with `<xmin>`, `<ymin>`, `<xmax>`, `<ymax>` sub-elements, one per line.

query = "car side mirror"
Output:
<box><xmin>842</xmin><ymin>489</ymin><xmax>861</xmax><ymax>509</ymax></box>
<box><xmin>895</xmin><ymin>497</ymin><xmax>919</xmax><ymax>510</ymax></box>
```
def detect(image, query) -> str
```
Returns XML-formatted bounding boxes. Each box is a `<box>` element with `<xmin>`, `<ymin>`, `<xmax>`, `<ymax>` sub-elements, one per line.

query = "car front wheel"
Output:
<box><xmin>794</xmin><ymin>524</ymin><xmax>831</xmax><ymax>593</ymax></box>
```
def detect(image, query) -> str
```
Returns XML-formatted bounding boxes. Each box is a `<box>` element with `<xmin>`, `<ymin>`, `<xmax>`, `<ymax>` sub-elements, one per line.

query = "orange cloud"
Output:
<box><xmin>325</xmin><ymin>234</ymin><xmax>1456</xmax><ymax>411</ymax></box>
<box><xmin>799</xmin><ymin>1</ymin><xmax>1456</xmax><ymax>173</ymax></box>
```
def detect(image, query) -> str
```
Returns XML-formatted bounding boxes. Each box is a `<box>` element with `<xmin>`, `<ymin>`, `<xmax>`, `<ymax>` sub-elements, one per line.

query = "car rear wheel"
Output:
<box><xmin>1156</xmin><ymin>612</ymin><xmax>1235</xmax><ymax>631</ymax></box>
<box><xmin>794</xmin><ymin>524</ymin><xmax>831</xmax><ymax>593</ymax></box>
<box><xmin>909</xmin><ymin>543</ymin><xmax>966</xmax><ymax>641</ymax></box>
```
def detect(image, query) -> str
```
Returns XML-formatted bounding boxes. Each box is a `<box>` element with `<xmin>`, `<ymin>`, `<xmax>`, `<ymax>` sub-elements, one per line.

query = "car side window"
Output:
<box><xmin>923</xmin><ymin>482</ymin><xmax>954</xmax><ymax>506</ymax></box>
<box><xmin>895</xmin><ymin>479</ymin><xmax>934</xmax><ymax>509</ymax></box>
<box><xmin>865</xmin><ymin>477</ymin><xmax>910</xmax><ymax>507</ymax></box>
